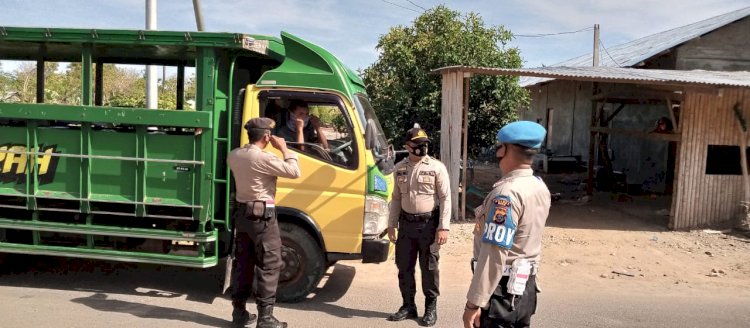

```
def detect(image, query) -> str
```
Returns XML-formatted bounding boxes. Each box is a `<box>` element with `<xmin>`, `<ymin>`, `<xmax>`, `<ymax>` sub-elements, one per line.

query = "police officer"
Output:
<box><xmin>387</xmin><ymin>125</ymin><xmax>451</xmax><ymax>327</ymax></box>
<box><xmin>228</xmin><ymin>117</ymin><xmax>301</xmax><ymax>328</ymax></box>
<box><xmin>462</xmin><ymin>121</ymin><xmax>550</xmax><ymax>328</ymax></box>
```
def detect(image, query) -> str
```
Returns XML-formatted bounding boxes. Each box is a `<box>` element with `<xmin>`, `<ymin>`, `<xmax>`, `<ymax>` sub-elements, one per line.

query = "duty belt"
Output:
<box><xmin>400</xmin><ymin>211</ymin><xmax>434</xmax><ymax>222</ymax></box>
<box><xmin>238</xmin><ymin>202</ymin><xmax>274</xmax><ymax>221</ymax></box>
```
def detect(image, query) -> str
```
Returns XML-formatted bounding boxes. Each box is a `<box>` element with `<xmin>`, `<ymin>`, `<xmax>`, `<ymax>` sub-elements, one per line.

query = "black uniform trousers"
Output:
<box><xmin>395</xmin><ymin>211</ymin><xmax>440</xmax><ymax>302</ymax></box>
<box><xmin>480</xmin><ymin>275</ymin><xmax>538</xmax><ymax>328</ymax></box>
<box><xmin>231</xmin><ymin>206</ymin><xmax>283</xmax><ymax>307</ymax></box>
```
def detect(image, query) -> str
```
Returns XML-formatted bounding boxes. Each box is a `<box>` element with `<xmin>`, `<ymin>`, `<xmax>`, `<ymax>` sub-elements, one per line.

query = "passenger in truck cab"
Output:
<box><xmin>274</xmin><ymin>99</ymin><xmax>329</xmax><ymax>153</ymax></box>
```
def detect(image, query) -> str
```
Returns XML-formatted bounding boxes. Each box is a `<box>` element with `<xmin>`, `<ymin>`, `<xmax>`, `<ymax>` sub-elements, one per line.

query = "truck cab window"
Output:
<box><xmin>259</xmin><ymin>94</ymin><xmax>356</xmax><ymax>169</ymax></box>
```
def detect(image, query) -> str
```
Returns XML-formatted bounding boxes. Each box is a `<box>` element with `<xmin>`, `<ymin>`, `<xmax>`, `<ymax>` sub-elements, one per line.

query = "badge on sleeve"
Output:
<box><xmin>481</xmin><ymin>195</ymin><xmax>516</xmax><ymax>249</ymax></box>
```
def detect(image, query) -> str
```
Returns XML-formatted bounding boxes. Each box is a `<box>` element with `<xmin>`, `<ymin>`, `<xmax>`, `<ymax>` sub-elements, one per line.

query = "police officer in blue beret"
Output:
<box><xmin>463</xmin><ymin>121</ymin><xmax>551</xmax><ymax>328</ymax></box>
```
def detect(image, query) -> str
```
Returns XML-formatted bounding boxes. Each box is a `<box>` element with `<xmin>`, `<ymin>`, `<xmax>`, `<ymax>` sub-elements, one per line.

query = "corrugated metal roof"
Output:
<box><xmin>434</xmin><ymin>66</ymin><xmax>750</xmax><ymax>88</ymax></box>
<box><xmin>520</xmin><ymin>7</ymin><xmax>750</xmax><ymax>87</ymax></box>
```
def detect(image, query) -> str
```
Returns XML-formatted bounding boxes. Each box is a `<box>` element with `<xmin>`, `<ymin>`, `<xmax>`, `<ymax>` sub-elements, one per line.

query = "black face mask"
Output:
<box><xmin>409</xmin><ymin>144</ymin><xmax>428</xmax><ymax>157</ymax></box>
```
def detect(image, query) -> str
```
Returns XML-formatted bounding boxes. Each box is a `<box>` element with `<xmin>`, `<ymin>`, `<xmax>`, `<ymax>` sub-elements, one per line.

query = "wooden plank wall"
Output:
<box><xmin>440</xmin><ymin>71</ymin><xmax>463</xmax><ymax>219</ymax></box>
<box><xmin>672</xmin><ymin>87</ymin><xmax>750</xmax><ymax>230</ymax></box>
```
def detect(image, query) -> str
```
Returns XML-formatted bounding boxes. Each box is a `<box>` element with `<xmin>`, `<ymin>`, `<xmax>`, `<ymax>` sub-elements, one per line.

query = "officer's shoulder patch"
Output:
<box><xmin>490</xmin><ymin>195</ymin><xmax>512</xmax><ymax>224</ymax></box>
<box><xmin>481</xmin><ymin>194</ymin><xmax>516</xmax><ymax>249</ymax></box>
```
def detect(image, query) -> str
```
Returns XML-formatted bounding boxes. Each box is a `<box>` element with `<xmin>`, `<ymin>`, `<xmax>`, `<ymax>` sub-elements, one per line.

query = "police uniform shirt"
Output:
<box><xmin>388</xmin><ymin>155</ymin><xmax>452</xmax><ymax>230</ymax></box>
<box><xmin>466</xmin><ymin>168</ymin><xmax>550</xmax><ymax>307</ymax></box>
<box><xmin>228</xmin><ymin>144</ymin><xmax>301</xmax><ymax>202</ymax></box>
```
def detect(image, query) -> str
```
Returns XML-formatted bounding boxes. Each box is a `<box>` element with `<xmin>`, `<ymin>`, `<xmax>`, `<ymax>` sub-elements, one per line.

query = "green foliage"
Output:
<box><xmin>0</xmin><ymin>62</ymin><xmax>196</xmax><ymax>109</ymax></box>
<box><xmin>308</xmin><ymin>105</ymin><xmax>336</xmax><ymax>123</ymax></box>
<box><xmin>362</xmin><ymin>5</ymin><xmax>529</xmax><ymax>155</ymax></box>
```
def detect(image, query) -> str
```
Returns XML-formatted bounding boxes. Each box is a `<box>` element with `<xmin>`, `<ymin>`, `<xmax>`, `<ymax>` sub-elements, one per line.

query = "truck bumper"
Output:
<box><xmin>361</xmin><ymin>238</ymin><xmax>390</xmax><ymax>263</ymax></box>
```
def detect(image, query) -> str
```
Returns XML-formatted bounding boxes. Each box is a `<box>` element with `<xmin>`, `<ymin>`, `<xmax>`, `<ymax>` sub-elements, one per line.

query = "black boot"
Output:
<box><xmin>231</xmin><ymin>300</ymin><xmax>257</xmax><ymax>328</ymax></box>
<box><xmin>420</xmin><ymin>297</ymin><xmax>437</xmax><ymax>327</ymax></box>
<box><xmin>257</xmin><ymin>305</ymin><xmax>287</xmax><ymax>328</ymax></box>
<box><xmin>387</xmin><ymin>298</ymin><xmax>418</xmax><ymax>321</ymax></box>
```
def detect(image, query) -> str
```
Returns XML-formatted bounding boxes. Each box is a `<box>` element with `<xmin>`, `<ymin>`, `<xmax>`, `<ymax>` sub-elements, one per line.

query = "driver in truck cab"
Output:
<box><xmin>274</xmin><ymin>99</ymin><xmax>330</xmax><ymax>152</ymax></box>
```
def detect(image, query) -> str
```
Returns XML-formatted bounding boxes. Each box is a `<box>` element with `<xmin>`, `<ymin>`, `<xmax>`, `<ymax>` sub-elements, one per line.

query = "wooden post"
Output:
<box><xmin>461</xmin><ymin>73</ymin><xmax>471</xmax><ymax>220</ymax></box>
<box><xmin>440</xmin><ymin>70</ymin><xmax>462</xmax><ymax>220</ymax></box>
<box><xmin>733</xmin><ymin>103</ymin><xmax>750</xmax><ymax>203</ymax></box>
<box><xmin>587</xmin><ymin>98</ymin><xmax>599</xmax><ymax>196</ymax></box>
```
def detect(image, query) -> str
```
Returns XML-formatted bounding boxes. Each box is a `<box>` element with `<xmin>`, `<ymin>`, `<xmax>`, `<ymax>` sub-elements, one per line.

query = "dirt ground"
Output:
<box><xmin>447</xmin><ymin>164</ymin><xmax>750</xmax><ymax>297</ymax></box>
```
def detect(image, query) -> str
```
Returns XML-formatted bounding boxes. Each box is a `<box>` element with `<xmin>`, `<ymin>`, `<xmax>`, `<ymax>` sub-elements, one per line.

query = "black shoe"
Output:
<box><xmin>420</xmin><ymin>306</ymin><xmax>437</xmax><ymax>327</ymax></box>
<box><xmin>231</xmin><ymin>301</ymin><xmax>257</xmax><ymax>328</ymax></box>
<box><xmin>257</xmin><ymin>305</ymin><xmax>288</xmax><ymax>328</ymax></box>
<box><xmin>231</xmin><ymin>309</ymin><xmax>257</xmax><ymax>328</ymax></box>
<box><xmin>387</xmin><ymin>304</ymin><xmax>418</xmax><ymax>321</ymax></box>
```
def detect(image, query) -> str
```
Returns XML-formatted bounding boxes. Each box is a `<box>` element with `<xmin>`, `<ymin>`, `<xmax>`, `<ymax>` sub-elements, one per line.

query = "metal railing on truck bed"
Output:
<box><xmin>0</xmin><ymin>104</ymin><xmax>217</xmax><ymax>267</ymax></box>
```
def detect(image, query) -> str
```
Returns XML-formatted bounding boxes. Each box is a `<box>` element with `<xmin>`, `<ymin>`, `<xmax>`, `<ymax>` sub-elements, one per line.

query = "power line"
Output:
<box><xmin>380</xmin><ymin>0</ymin><xmax>421</xmax><ymax>13</ymax></box>
<box><xmin>515</xmin><ymin>27</ymin><xmax>594</xmax><ymax>38</ymax></box>
<box><xmin>599</xmin><ymin>37</ymin><xmax>623</xmax><ymax>66</ymax></box>
<box><xmin>404</xmin><ymin>0</ymin><xmax>427</xmax><ymax>11</ymax></box>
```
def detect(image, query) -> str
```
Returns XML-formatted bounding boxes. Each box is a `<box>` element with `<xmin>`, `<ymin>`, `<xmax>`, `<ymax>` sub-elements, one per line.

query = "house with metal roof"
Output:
<box><xmin>434</xmin><ymin>7</ymin><xmax>750</xmax><ymax>230</ymax></box>
<box><xmin>519</xmin><ymin>7</ymin><xmax>749</xmax><ymax>195</ymax></box>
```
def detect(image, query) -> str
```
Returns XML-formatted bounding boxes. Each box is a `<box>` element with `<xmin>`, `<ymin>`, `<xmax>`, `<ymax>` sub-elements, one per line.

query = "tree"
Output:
<box><xmin>362</xmin><ymin>5</ymin><xmax>528</xmax><ymax>155</ymax></box>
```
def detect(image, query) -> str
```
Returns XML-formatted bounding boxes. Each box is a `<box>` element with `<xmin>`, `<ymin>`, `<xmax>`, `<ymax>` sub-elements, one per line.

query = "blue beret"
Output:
<box><xmin>496</xmin><ymin>121</ymin><xmax>547</xmax><ymax>149</ymax></box>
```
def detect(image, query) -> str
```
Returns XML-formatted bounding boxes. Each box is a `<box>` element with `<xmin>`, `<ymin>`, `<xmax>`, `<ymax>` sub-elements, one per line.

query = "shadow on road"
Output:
<box><xmin>0</xmin><ymin>255</ymin><xmax>225</xmax><ymax>304</ymax></box>
<box><xmin>280</xmin><ymin>263</ymin><xmax>391</xmax><ymax>320</ymax></box>
<box><xmin>71</xmin><ymin>293</ymin><xmax>230</xmax><ymax>327</ymax></box>
<box><xmin>1</xmin><ymin>256</ymin><xmax>392</xmax><ymax>321</ymax></box>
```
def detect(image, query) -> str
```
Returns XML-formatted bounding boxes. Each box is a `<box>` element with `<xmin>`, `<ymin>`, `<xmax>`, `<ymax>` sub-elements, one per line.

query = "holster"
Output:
<box><xmin>243</xmin><ymin>200</ymin><xmax>275</xmax><ymax>220</ymax></box>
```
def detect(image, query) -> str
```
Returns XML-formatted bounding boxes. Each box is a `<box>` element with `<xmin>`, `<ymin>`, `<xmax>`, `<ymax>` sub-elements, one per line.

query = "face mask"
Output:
<box><xmin>286</xmin><ymin>112</ymin><xmax>309</xmax><ymax>131</ymax></box>
<box><xmin>409</xmin><ymin>143</ymin><xmax>428</xmax><ymax>157</ymax></box>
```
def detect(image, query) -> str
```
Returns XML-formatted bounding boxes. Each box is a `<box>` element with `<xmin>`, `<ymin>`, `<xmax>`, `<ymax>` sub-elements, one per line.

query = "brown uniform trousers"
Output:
<box><xmin>232</xmin><ymin>204</ymin><xmax>283</xmax><ymax>307</ymax></box>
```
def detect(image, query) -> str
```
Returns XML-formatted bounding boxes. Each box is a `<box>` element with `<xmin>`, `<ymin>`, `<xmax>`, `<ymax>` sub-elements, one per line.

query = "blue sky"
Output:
<box><xmin>1</xmin><ymin>0</ymin><xmax>749</xmax><ymax>72</ymax></box>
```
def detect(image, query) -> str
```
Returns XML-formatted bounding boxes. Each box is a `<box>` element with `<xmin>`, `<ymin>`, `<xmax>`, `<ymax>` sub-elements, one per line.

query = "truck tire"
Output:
<box><xmin>276</xmin><ymin>222</ymin><xmax>325</xmax><ymax>303</ymax></box>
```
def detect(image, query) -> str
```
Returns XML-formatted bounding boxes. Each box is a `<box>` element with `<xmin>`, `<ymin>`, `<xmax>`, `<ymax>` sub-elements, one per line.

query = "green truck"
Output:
<box><xmin>0</xmin><ymin>27</ymin><xmax>395</xmax><ymax>302</ymax></box>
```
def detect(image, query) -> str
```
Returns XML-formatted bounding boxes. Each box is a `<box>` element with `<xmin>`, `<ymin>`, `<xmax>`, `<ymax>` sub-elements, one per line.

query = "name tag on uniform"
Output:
<box><xmin>481</xmin><ymin>195</ymin><xmax>516</xmax><ymax>249</ymax></box>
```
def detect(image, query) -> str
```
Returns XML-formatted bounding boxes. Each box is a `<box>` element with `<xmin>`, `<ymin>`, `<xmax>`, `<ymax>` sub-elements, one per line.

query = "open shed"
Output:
<box><xmin>435</xmin><ymin>65</ymin><xmax>750</xmax><ymax>230</ymax></box>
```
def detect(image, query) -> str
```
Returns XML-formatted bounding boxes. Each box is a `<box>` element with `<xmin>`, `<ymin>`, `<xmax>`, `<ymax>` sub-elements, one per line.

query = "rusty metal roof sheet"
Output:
<box><xmin>519</xmin><ymin>7</ymin><xmax>750</xmax><ymax>87</ymax></box>
<box><xmin>433</xmin><ymin>66</ymin><xmax>750</xmax><ymax>88</ymax></box>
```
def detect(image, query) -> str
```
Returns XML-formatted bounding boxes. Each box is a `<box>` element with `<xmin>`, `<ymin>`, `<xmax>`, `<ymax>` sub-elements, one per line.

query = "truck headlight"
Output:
<box><xmin>363</xmin><ymin>195</ymin><xmax>389</xmax><ymax>236</ymax></box>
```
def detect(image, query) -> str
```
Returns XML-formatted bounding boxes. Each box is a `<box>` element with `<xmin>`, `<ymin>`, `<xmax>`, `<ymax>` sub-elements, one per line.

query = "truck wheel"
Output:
<box><xmin>276</xmin><ymin>222</ymin><xmax>325</xmax><ymax>303</ymax></box>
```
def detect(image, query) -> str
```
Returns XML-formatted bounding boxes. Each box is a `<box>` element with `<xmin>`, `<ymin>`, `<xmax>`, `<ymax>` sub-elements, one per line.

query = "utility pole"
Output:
<box><xmin>192</xmin><ymin>0</ymin><xmax>205</xmax><ymax>31</ymax></box>
<box><xmin>587</xmin><ymin>23</ymin><xmax>601</xmax><ymax>196</ymax></box>
<box><xmin>145</xmin><ymin>0</ymin><xmax>158</xmax><ymax>109</ymax></box>
<box><xmin>592</xmin><ymin>23</ymin><xmax>600</xmax><ymax>67</ymax></box>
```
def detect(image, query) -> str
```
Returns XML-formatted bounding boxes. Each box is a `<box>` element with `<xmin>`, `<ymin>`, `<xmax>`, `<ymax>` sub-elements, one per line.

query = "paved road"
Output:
<box><xmin>1</xmin><ymin>255</ymin><xmax>749</xmax><ymax>328</ymax></box>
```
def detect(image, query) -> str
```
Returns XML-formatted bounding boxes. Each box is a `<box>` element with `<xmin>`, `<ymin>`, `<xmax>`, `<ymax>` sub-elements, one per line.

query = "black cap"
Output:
<box><xmin>405</xmin><ymin>126</ymin><xmax>429</xmax><ymax>144</ymax></box>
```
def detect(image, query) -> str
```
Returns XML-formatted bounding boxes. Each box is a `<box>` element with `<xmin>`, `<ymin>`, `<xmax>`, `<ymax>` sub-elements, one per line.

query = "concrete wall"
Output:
<box><xmin>675</xmin><ymin>17</ymin><xmax>750</xmax><ymax>71</ymax></box>
<box><xmin>521</xmin><ymin>81</ymin><xmax>593</xmax><ymax>160</ymax></box>
<box><xmin>523</xmin><ymin>81</ymin><xmax>674</xmax><ymax>192</ymax></box>
<box><xmin>608</xmin><ymin>102</ymin><xmax>671</xmax><ymax>192</ymax></box>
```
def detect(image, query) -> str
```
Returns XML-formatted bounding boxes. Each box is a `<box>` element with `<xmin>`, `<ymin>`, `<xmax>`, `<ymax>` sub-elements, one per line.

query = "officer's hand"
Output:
<box><xmin>435</xmin><ymin>229</ymin><xmax>449</xmax><ymax>245</ymax></box>
<box><xmin>387</xmin><ymin>227</ymin><xmax>397</xmax><ymax>243</ymax></box>
<box><xmin>462</xmin><ymin>306</ymin><xmax>481</xmax><ymax>328</ymax></box>
<box><xmin>270</xmin><ymin>135</ymin><xmax>287</xmax><ymax>151</ymax></box>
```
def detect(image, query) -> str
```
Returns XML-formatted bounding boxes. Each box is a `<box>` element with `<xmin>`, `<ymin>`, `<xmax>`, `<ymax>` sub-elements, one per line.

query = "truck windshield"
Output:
<box><xmin>353</xmin><ymin>93</ymin><xmax>394</xmax><ymax>173</ymax></box>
